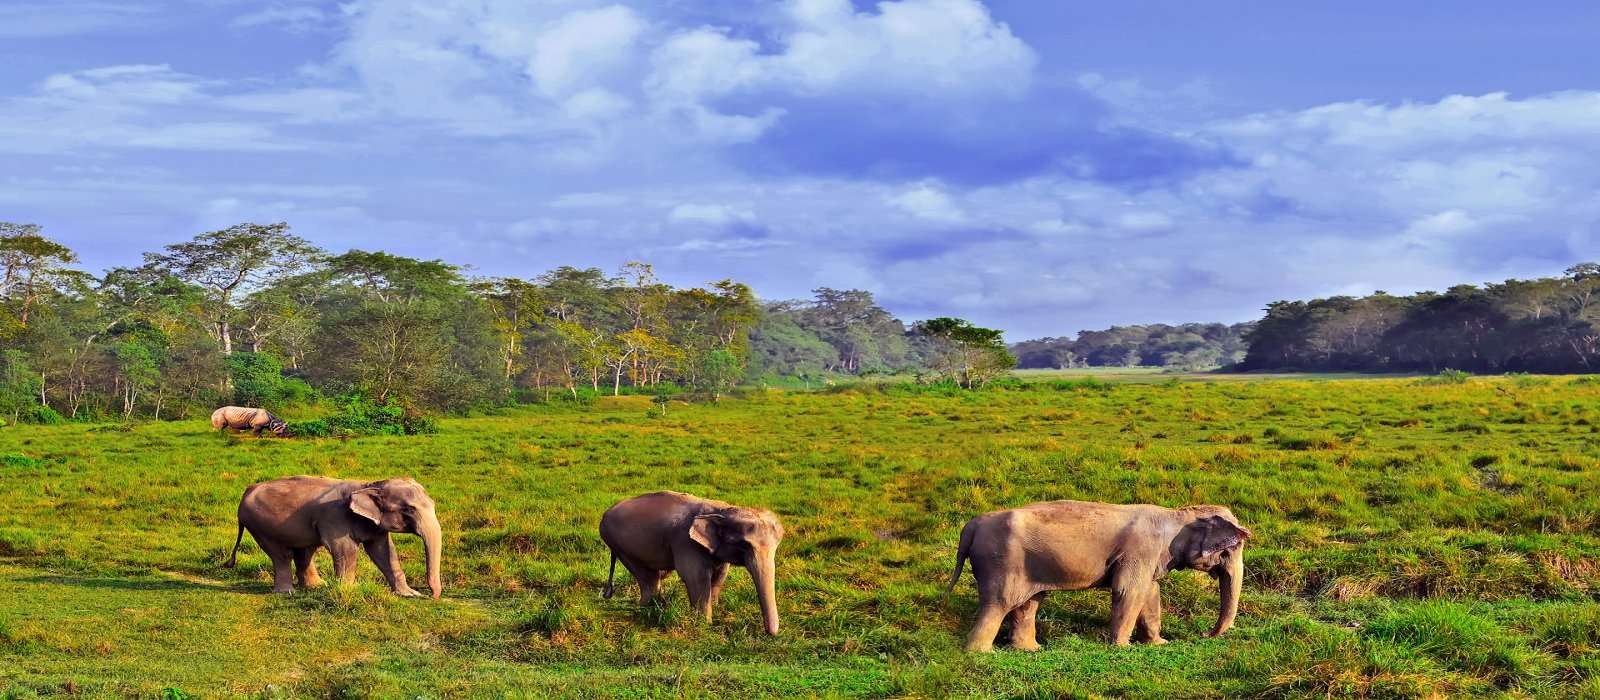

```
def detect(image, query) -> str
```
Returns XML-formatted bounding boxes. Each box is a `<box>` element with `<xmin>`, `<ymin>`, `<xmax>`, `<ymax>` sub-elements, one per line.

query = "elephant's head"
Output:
<box><xmin>1174</xmin><ymin>507</ymin><xmax>1253</xmax><ymax>638</ymax></box>
<box><xmin>350</xmin><ymin>478</ymin><xmax>443</xmax><ymax>599</ymax></box>
<box><xmin>690</xmin><ymin>507</ymin><xmax>785</xmax><ymax>635</ymax></box>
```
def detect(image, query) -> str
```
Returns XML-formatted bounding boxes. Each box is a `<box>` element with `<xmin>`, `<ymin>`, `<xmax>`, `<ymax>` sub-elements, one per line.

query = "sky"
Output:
<box><xmin>2</xmin><ymin>0</ymin><xmax>1598</xmax><ymax>339</ymax></box>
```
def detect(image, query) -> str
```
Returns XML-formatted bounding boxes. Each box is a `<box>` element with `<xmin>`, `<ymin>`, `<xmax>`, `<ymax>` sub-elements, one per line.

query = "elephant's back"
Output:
<box><xmin>600</xmin><ymin>492</ymin><xmax>701</xmax><ymax>547</ymax></box>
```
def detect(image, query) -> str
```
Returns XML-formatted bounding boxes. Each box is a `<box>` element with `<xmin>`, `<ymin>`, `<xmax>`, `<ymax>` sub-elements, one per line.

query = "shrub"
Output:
<box><xmin>226</xmin><ymin>352</ymin><xmax>317</xmax><ymax>407</ymax></box>
<box><xmin>20</xmin><ymin>405</ymin><xmax>65</xmax><ymax>425</ymax></box>
<box><xmin>286</xmin><ymin>419</ymin><xmax>331</xmax><ymax>438</ymax></box>
<box><xmin>322</xmin><ymin>395</ymin><xmax>437</xmax><ymax>436</ymax></box>
<box><xmin>1418</xmin><ymin>368</ymin><xmax>1472</xmax><ymax>385</ymax></box>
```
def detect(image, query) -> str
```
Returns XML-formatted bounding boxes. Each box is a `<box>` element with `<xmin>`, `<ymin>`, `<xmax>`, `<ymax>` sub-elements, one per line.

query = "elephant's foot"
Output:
<box><xmin>963</xmin><ymin>640</ymin><xmax>996</xmax><ymax>653</ymax></box>
<box><xmin>272</xmin><ymin>584</ymin><xmax>295</xmax><ymax>594</ymax></box>
<box><xmin>1144</xmin><ymin>636</ymin><xmax>1168</xmax><ymax>646</ymax></box>
<box><xmin>392</xmin><ymin>585</ymin><xmax>424</xmax><ymax>597</ymax></box>
<box><xmin>1011</xmin><ymin>639</ymin><xmax>1042</xmax><ymax>652</ymax></box>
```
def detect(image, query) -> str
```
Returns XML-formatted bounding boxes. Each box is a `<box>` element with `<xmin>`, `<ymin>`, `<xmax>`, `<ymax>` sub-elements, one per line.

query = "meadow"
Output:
<box><xmin>3</xmin><ymin>375</ymin><xmax>1600</xmax><ymax>698</ymax></box>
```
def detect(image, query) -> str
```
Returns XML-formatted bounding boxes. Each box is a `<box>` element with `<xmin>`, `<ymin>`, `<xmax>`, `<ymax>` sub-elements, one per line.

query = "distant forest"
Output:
<box><xmin>1010</xmin><ymin>323</ymin><xmax>1253</xmax><ymax>371</ymax></box>
<box><xmin>0</xmin><ymin>221</ymin><xmax>1008</xmax><ymax>423</ymax></box>
<box><xmin>1239</xmin><ymin>264</ymin><xmax>1600</xmax><ymax>373</ymax></box>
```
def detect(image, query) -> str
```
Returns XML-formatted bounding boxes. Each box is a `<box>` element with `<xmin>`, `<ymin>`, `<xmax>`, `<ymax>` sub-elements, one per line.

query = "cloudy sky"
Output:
<box><xmin>3</xmin><ymin>1</ymin><xmax>1597</xmax><ymax>338</ymax></box>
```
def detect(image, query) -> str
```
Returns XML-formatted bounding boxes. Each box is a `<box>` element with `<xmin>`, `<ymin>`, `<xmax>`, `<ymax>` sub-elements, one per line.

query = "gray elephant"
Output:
<box><xmin>224</xmin><ymin>476</ymin><xmax>443</xmax><ymax>598</ymax></box>
<box><xmin>212</xmin><ymin>406</ymin><xmax>288</xmax><ymax>437</ymax></box>
<box><xmin>947</xmin><ymin>500</ymin><xmax>1252</xmax><ymax>651</ymax></box>
<box><xmin>599</xmin><ymin>491</ymin><xmax>784</xmax><ymax>635</ymax></box>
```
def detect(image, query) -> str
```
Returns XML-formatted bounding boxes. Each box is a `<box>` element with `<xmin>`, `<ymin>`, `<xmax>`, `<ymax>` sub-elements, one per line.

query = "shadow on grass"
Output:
<box><xmin>19</xmin><ymin>573</ymin><xmax>250</xmax><ymax>593</ymax></box>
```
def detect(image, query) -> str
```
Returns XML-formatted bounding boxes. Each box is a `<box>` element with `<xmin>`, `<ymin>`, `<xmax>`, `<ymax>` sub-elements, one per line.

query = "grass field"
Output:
<box><xmin>3</xmin><ymin>375</ymin><xmax>1600</xmax><ymax>698</ymax></box>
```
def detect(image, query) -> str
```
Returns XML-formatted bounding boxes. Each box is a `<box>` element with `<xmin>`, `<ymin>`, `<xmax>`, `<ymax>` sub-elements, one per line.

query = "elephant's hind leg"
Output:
<box><xmin>616</xmin><ymin>553</ymin><xmax>663</xmax><ymax>605</ymax></box>
<box><xmin>1009</xmin><ymin>592</ymin><xmax>1047</xmax><ymax>651</ymax></box>
<box><xmin>964</xmin><ymin>601</ymin><xmax>1009</xmax><ymax>653</ymax></box>
<box><xmin>293</xmin><ymin>547</ymin><xmax>325</xmax><ymax>588</ymax></box>
<box><xmin>1135</xmin><ymin>583</ymin><xmax>1166</xmax><ymax>645</ymax></box>
<box><xmin>257</xmin><ymin>539</ymin><xmax>296</xmax><ymax>593</ymax></box>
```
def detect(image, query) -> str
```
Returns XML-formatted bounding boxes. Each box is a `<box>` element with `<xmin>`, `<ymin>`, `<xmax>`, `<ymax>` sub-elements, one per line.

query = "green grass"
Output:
<box><xmin>2</xmin><ymin>376</ymin><xmax>1599</xmax><ymax>697</ymax></box>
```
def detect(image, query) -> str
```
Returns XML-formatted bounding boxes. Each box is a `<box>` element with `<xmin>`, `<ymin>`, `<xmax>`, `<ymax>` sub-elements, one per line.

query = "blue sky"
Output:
<box><xmin>2</xmin><ymin>1</ymin><xmax>1597</xmax><ymax>339</ymax></box>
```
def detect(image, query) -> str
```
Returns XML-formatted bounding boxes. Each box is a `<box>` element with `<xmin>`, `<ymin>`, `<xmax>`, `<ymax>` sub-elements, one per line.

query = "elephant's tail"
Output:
<box><xmin>944</xmin><ymin>519</ymin><xmax>976</xmax><ymax>597</ymax></box>
<box><xmin>602</xmin><ymin>550</ymin><xmax>617</xmax><ymax>599</ymax></box>
<box><xmin>222</xmin><ymin>522</ymin><xmax>244</xmax><ymax>568</ymax></box>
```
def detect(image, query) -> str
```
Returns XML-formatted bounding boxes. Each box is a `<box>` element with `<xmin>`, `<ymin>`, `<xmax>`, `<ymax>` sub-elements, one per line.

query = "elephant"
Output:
<box><xmin>212</xmin><ymin>406</ymin><xmax>288</xmax><ymax>437</ymax></box>
<box><xmin>599</xmin><ymin>491</ymin><xmax>784</xmax><ymax>635</ymax></box>
<box><xmin>946</xmin><ymin>500</ymin><xmax>1252</xmax><ymax>651</ymax></box>
<box><xmin>223</xmin><ymin>476</ymin><xmax>443</xmax><ymax>599</ymax></box>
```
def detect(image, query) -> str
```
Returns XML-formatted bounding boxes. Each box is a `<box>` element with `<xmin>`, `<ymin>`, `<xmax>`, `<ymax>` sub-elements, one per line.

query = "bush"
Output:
<box><xmin>322</xmin><ymin>395</ymin><xmax>437</xmax><ymax>436</ymax></box>
<box><xmin>226</xmin><ymin>352</ymin><xmax>317</xmax><ymax>407</ymax></box>
<box><xmin>1418</xmin><ymin>368</ymin><xmax>1473</xmax><ymax>386</ymax></box>
<box><xmin>20</xmin><ymin>405</ymin><xmax>65</xmax><ymax>425</ymax></box>
<box><xmin>286</xmin><ymin>419</ymin><xmax>331</xmax><ymax>438</ymax></box>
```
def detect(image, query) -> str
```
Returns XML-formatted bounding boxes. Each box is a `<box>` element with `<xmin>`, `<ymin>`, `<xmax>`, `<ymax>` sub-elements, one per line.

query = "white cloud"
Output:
<box><xmin>888</xmin><ymin>183</ymin><xmax>966</xmax><ymax>223</ymax></box>
<box><xmin>231</xmin><ymin>4</ymin><xmax>331</xmax><ymax>33</ymax></box>
<box><xmin>669</xmin><ymin>203</ymin><xmax>754</xmax><ymax>225</ymax></box>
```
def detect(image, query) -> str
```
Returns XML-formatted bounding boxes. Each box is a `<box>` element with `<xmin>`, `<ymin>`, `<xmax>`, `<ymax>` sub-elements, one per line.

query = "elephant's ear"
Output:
<box><xmin>349</xmin><ymin>488</ymin><xmax>383</xmax><ymax>525</ymax></box>
<box><xmin>1201</xmin><ymin>517</ymin><xmax>1252</xmax><ymax>557</ymax></box>
<box><xmin>689</xmin><ymin>514</ymin><xmax>723</xmax><ymax>554</ymax></box>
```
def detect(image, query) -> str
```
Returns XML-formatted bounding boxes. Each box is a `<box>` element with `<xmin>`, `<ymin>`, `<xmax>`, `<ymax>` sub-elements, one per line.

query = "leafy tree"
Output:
<box><xmin>143</xmin><ymin>222</ymin><xmax>320</xmax><ymax>355</ymax></box>
<box><xmin>913</xmin><ymin>317</ymin><xmax>1017</xmax><ymax>388</ymax></box>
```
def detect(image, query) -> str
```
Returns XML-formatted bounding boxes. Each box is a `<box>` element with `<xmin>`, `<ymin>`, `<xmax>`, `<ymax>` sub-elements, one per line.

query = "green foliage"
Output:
<box><xmin>1241</xmin><ymin>267</ymin><xmax>1600</xmax><ymax>373</ymax></box>
<box><xmin>321</xmin><ymin>394</ymin><xmax>438</xmax><ymax>436</ymax></box>
<box><xmin>1012</xmin><ymin>322</ymin><xmax>1252</xmax><ymax>370</ymax></box>
<box><xmin>225</xmin><ymin>352</ymin><xmax>312</xmax><ymax>407</ymax></box>
<box><xmin>1418</xmin><ymin>368</ymin><xmax>1473</xmax><ymax>385</ymax></box>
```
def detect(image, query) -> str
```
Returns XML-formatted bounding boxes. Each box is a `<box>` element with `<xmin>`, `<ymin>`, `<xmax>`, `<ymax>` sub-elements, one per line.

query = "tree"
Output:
<box><xmin>144</xmin><ymin>222</ymin><xmax>320</xmax><ymax>355</ymax></box>
<box><xmin>913</xmin><ymin>317</ymin><xmax>1017</xmax><ymax>388</ymax></box>
<box><xmin>1</xmin><ymin>222</ymin><xmax>82</xmax><ymax>331</ymax></box>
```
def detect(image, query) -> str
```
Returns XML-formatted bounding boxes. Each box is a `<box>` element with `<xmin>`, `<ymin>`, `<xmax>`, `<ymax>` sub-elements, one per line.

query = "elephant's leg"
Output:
<box><xmin>707</xmin><ymin>562</ymin><xmax>730</xmax><ymax>608</ymax></box>
<box><xmin>1009</xmin><ymin>592</ymin><xmax>1047</xmax><ymax>651</ymax></box>
<box><xmin>293</xmin><ymin>547</ymin><xmax>324</xmax><ymax>588</ymax></box>
<box><xmin>1135</xmin><ymin>582</ymin><xmax>1166</xmax><ymax>645</ymax></box>
<box><xmin>616</xmin><ymin>554</ymin><xmax>663</xmax><ymax>604</ymax></box>
<box><xmin>326</xmin><ymin>538</ymin><xmax>362</xmax><ymax>586</ymax></box>
<box><xmin>964</xmin><ymin>600</ymin><xmax>1010</xmax><ymax>653</ymax></box>
<box><xmin>258</xmin><ymin>539</ymin><xmax>295</xmax><ymax>593</ymax></box>
<box><xmin>673</xmin><ymin>550</ymin><xmax>716</xmax><ymax>622</ymax></box>
<box><xmin>1107</xmin><ymin>570</ymin><xmax>1156</xmax><ymax>646</ymax></box>
<box><xmin>364</xmin><ymin>534</ymin><xmax>422</xmax><ymax>597</ymax></box>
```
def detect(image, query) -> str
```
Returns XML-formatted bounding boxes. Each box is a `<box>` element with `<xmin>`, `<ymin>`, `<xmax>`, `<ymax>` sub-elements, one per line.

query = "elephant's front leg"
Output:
<box><xmin>707</xmin><ymin>563</ymin><xmax>730</xmax><ymax>608</ymax></box>
<box><xmin>1108</xmin><ymin>566</ymin><xmax>1157</xmax><ymax>646</ymax></box>
<box><xmin>294</xmin><ymin>547</ymin><xmax>325</xmax><ymax>588</ymax></box>
<box><xmin>1135</xmin><ymin>582</ymin><xmax>1166</xmax><ymax>645</ymax></box>
<box><xmin>326</xmin><ymin>538</ymin><xmax>363</xmax><ymax>586</ymax></box>
<box><xmin>674</xmin><ymin>550</ymin><xmax>717</xmax><ymax>622</ymax></box>
<box><xmin>364</xmin><ymin>534</ymin><xmax>422</xmax><ymax>597</ymax></box>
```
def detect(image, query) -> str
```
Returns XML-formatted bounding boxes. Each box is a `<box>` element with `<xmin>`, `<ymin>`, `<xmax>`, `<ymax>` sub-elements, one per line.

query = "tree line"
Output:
<box><xmin>1010</xmin><ymin>323</ymin><xmax>1253</xmax><ymax>371</ymax></box>
<box><xmin>0</xmin><ymin>221</ymin><xmax>1014</xmax><ymax>424</ymax></box>
<box><xmin>1238</xmin><ymin>265</ymin><xmax>1600</xmax><ymax>373</ymax></box>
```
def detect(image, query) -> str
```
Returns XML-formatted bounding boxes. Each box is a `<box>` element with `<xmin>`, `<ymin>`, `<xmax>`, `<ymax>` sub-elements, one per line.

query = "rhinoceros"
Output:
<box><xmin>211</xmin><ymin>406</ymin><xmax>288</xmax><ymax>437</ymax></box>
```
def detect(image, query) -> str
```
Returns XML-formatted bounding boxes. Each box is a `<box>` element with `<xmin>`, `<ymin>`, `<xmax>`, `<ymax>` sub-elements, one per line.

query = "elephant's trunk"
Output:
<box><xmin>748</xmin><ymin>548</ymin><xmax>780</xmax><ymax>636</ymax></box>
<box><xmin>419</xmin><ymin>510</ymin><xmax>443</xmax><ymax>599</ymax></box>
<box><xmin>1209</xmin><ymin>547</ymin><xmax>1244</xmax><ymax>637</ymax></box>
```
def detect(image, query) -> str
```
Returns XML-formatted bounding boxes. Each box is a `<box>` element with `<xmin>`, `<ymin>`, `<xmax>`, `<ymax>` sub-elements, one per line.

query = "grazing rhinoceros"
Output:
<box><xmin>212</xmin><ymin>406</ymin><xmax>288</xmax><ymax>437</ymax></box>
